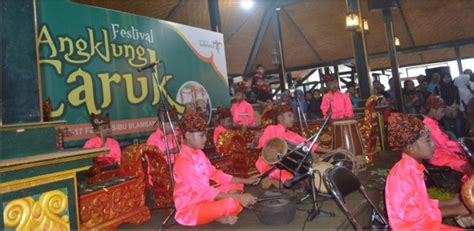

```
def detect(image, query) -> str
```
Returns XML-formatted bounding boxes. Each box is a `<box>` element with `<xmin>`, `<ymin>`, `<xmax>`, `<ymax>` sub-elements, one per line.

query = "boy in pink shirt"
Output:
<box><xmin>230</xmin><ymin>84</ymin><xmax>256</xmax><ymax>126</ymax></box>
<box><xmin>320</xmin><ymin>74</ymin><xmax>354</xmax><ymax>119</ymax></box>
<box><xmin>83</xmin><ymin>113</ymin><xmax>121</xmax><ymax>166</ymax></box>
<box><xmin>213</xmin><ymin>106</ymin><xmax>233</xmax><ymax>145</ymax></box>
<box><xmin>385</xmin><ymin>113</ymin><xmax>468</xmax><ymax>230</ymax></box>
<box><xmin>173</xmin><ymin>111</ymin><xmax>259</xmax><ymax>226</ymax></box>
<box><xmin>146</xmin><ymin>107</ymin><xmax>181</xmax><ymax>163</ymax></box>
<box><xmin>423</xmin><ymin>95</ymin><xmax>473</xmax><ymax>178</ymax></box>
<box><xmin>256</xmin><ymin>104</ymin><xmax>328</xmax><ymax>189</ymax></box>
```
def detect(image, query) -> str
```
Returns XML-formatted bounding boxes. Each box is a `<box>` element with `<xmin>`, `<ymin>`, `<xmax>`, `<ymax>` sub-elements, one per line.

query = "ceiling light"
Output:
<box><xmin>240</xmin><ymin>0</ymin><xmax>254</xmax><ymax>10</ymax></box>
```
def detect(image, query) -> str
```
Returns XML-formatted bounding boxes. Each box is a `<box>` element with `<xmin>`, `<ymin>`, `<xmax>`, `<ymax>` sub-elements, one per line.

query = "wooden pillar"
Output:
<box><xmin>271</xmin><ymin>7</ymin><xmax>288</xmax><ymax>91</ymax></box>
<box><xmin>383</xmin><ymin>9</ymin><xmax>404</xmax><ymax>112</ymax></box>
<box><xmin>346</xmin><ymin>0</ymin><xmax>373</xmax><ymax>100</ymax></box>
<box><xmin>208</xmin><ymin>0</ymin><xmax>221</xmax><ymax>32</ymax></box>
<box><xmin>455</xmin><ymin>46</ymin><xmax>463</xmax><ymax>74</ymax></box>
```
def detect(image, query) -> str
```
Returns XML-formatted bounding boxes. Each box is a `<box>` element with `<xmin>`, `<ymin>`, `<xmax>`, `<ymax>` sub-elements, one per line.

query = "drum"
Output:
<box><xmin>332</xmin><ymin>119</ymin><xmax>367</xmax><ymax>169</ymax></box>
<box><xmin>312</xmin><ymin>149</ymin><xmax>358</xmax><ymax>193</ymax></box>
<box><xmin>261</xmin><ymin>137</ymin><xmax>311</xmax><ymax>174</ymax></box>
<box><xmin>461</xmin><ymin>175</ymin><xmax>474</xmax><ymax>212</ymax></box>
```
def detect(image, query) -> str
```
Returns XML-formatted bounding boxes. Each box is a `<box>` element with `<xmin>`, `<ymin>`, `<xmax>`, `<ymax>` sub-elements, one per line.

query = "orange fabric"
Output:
<box><xmin>230</xmin><ymin>100</ymin><xmax>256</xmax><ymax>126</ymax></box>
<box><xmin>255</xmin><ymin>124</ymin><xmax>318</xmax><ymax>182</ymax></box>
<box><xmin>385</xmin><ymin>153</ymin><xmax>463</xmax><ymax>230</ymax></box>
<box><xmin>320</xmin><ymin>90</ymin><xmax>354</xmax><ymax>119</ymax></box>
<box><xmin>423</xmin><ymin>116</ymin><xmax>469</xmax><ymax>176</ymax></box>
<box><xmin>213</xmin><ymin>125</ymin><xmax>228</xmax><ymax>145</ymax></box>
<box><xmin>173</xmin><ymin>144</ymin><xmax>243</xmax><ymax>226</ymax></box>
<box><xmin>196</xmin><ymin>198</ymin><xmax>243</xmax><ymax>225</ymax></box>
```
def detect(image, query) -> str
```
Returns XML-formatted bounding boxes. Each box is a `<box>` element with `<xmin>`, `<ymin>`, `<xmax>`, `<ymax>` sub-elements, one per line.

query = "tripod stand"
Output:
<box><xmin>283</xmin><ymin>111</ymin><xmax>335</xmax><ymax>223</ymax></box>
<box><xmin>146</xmin><ymin>64</ymin><xmax>181</xmax><ymax>230</ymax></box>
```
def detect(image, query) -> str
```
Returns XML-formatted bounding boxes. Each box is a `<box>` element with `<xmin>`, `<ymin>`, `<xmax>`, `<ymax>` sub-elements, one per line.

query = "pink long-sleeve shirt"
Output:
<box><xmin>213</xmin><ymin>125</ymin><xmax>228</xmax><ymax>145</ymax></box>
<box><xmin>255</xmin><ymin>124</ymin><xmax>318</xmax><ymax>181</ymax></box>
<box><xmin>173</xmin><ymin>144</ymin><xmax>234</xmax><ymax>226</ymax></box>
<box><xmin>385</xmin><ymin>153</ymin><xmax>462</xmax><ymax>230</ymax></box>
<box><xmin>146</xmin><ymin>127</ymin><xmax>181</xmax><ymax>162</ymax></box>
<box><xmin>423</xmin><ymin>116</ymin><xmax>468</xmax><ymax>175</ymax></box>
<box><xmin>83</xmin><ymin>136</ymin><xmax>121</xmax><ymax>165</ymax></box>
<box><xmin>230</xmin><ymin>100</ymin><xmax>256</xmax><ymax>126</ymax></box>
<box><xmin>320</xmin><ymin>90</ymin><xmax>354</xmax><ymax>119</ymax></box>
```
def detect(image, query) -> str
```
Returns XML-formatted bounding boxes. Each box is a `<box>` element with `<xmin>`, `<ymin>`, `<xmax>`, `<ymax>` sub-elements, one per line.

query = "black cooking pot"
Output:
<box><xmin>254</xmin><ymin>189</ymin><xmax>297</xmax><ymax>225</ymax></box>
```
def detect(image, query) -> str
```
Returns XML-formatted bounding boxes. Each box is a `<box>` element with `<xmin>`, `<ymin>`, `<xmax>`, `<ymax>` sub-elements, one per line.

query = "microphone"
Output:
<box><xmin>283</xmin><ymin>172</ymin><xmax>309</xmax><ymax>188</ymax></box>
<box><xmin>137</xmin><ymin>60</ymin><xmax>163</xmax><ymax>72</ymax></box>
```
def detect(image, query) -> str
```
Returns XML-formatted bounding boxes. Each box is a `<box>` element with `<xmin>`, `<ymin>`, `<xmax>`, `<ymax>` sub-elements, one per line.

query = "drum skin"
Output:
<box><xmin>461</xmin><ymin>175</ymin><xmax>474</xmax><ymax>212</ymax></box>
<box><xmin>312</xmin><ymin>162</ymin><xmax>333</xmax><ymax>193</ymax></box>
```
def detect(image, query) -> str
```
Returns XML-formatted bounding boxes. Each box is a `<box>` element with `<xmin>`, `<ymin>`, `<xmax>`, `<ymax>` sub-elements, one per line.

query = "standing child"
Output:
<box><xmin>320</xmin><ymin>74</ymin><xmax>354</xmax><ymax>119</ymax></box>
<box><xmin>83</xmin><ymin>113</ymin><xmax>121</xmax><ymax>165</ymax></box>
<box><xmin>173</xmin><ymin>111</ymin><xmax>259</xmax><ymax>226</ymax></box>
<box><xmin>231</xmin><ymin>84</ymin><xmax>256</xmax><ymax>126</ymax></box>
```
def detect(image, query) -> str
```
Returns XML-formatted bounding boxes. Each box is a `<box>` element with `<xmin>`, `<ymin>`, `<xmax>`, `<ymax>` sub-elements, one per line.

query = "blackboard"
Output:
<box><xmin>1</xmin><ymin>0</ymin><xmax>41</xmax><ymax>124</ymax></box>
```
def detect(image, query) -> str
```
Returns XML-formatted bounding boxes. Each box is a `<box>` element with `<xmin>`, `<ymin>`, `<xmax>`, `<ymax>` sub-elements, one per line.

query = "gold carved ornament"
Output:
<box><xmin>4</xmin><ymin>190</ymin><xmax>69</xmax><ymax>231</ymax></box>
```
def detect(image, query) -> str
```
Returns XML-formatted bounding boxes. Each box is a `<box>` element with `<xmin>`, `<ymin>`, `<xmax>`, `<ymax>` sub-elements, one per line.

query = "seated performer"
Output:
<box><xmin>320</xmin><ymin>74</ymin><xmax>354</xmax><ymax>119</ymax></box>
<box><xmin>423</xmin><ymin>95</ymin><xmax>473</xmax><ymax>178</ymax></box>
<box><xmin>173</xmin><ymin>111</ymin><xmax>259</xmax><ymax>226</ymax></box>
<box><xmin>230</xmin><ymin>83</ymin><xmax>256</xmax><ymax>126</ymax></box>
<box><xmin>213</xmin><ymin>106</ymin><xmax>234</xmax><ymax>145</ymax></box>
<box><xmin>146</xmin><ymin>107</ymin><xmax>181</xmax><ymax>163</ymax></box>
<box><xmin>255</xmin><ymin>104</ymin><xmax>328</xmax><ymax>188</ymax></box>
<box><xmin>83</xmin><ymin>113</ymin><xmax>121</xmax><ymax>165</ymax></box>
<box><xmin>385</xmin><ymin>113</ymin><xmax>469</xmax><ymax>230</ymax></box>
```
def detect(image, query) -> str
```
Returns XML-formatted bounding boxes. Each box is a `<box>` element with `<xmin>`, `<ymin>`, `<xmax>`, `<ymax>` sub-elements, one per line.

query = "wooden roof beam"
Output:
<box><xmin>281</xmin><ymin>9</ymin><xmax>322</xmax><ymax>62</ymax></box>
<box><xmin>243</xmin><ymin>3</ymin><xmax>275</xmax><ymax>75</ymax></box>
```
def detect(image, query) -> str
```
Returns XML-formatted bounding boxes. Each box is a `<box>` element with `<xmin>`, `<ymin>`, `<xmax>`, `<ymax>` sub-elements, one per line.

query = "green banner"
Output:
<box><xmin>36</xmin><ymin>0</ymin><xmax>229</xmax><ymax>143</ymax></box>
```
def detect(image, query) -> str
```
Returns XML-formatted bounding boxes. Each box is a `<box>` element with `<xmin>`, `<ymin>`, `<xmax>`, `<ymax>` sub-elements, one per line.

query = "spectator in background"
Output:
<box><xmin>373</xmin><ymin>80</ymin><xmax>391</xmax><ymax>99</ymax></box>
<box><xmin>402</xmin><ymin>79</ymin><xmax>421</xmax><ymax>114</ymax></box>
<box><xmin>467</xmin><ymin>98</ymin><xmax>474</xmax><ymax>136</ymax></box>
<box><xmin>252</xmin><ymin>77</ymin><xmax>272</xmax><ymax>103</ymax></box>
<box><xmin>427</xmin><ymin>72</ymin><xmax>441</xmax><ymax>94</ymax></box>
<box><xmin>305</xmin><ymin>92</ymin><xmax>313</xmax><ymax>105</ymax></box>
<box><xmin>290</xmin><ymin>89</ymin><xmax>307</xmax><ymax>115</ymax></box>
<box><xmin>453</xmin><ymin>69</ymin><xmax>473</xmax><ymax>112</ymax></box>
<box><xmin>439</xmin><ymin>73</ymin><xmax>459</xmax><ymax>107</ymax></box>
<box><xmin>387</xmin><ymin>78</ymin><xmax>396</xmax><ymax>99</ymax></box>
<box><xmin>415</xmin><ymin>75</ymin><xmax>427</xmax><ymax>90</ymax></box>
<box><xmin>346</xmin><ymin>82</ymin><xmax>360</xmax><ymax>108</ymax></box>
<box><xmin>307</xmin><ymin>89</ymin><xmax>323</xmax><ymax>119</ymax></box>
<box><xmin>418</xmin><ymin>80</ymin><xmax>431</xmax><ymax>114</ymax></box>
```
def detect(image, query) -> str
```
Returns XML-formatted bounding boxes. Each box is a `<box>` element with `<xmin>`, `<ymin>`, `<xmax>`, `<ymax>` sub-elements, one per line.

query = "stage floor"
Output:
<box><xmin>119</xmin><ymin>151</ymin><xmax>401</xmax><ymax>230</ymax></box>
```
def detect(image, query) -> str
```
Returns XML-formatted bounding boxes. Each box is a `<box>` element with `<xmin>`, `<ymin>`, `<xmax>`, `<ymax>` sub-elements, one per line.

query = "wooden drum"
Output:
<box><xmin>332</xmin><ymin>119</ymin><xmax>367</xmax><ymax>171</ymax></box>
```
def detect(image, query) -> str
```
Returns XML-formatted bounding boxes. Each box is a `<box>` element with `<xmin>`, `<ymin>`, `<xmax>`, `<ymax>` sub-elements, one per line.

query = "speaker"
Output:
<box><xmin>425</xmin><ymin>66</ymin><xmax>451</xmax><ymax>80</ymax></box>
<box><xmin>368</xmin><ymin>0</ymin><xmax>400</xmax><ymax>11</ymax></box>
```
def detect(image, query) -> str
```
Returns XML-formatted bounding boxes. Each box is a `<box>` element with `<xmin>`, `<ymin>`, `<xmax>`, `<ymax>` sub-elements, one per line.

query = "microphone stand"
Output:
<box><xmin>147</xmin><ymin>63</ymin><xmax>181</xmax><ymax>230</ymax></box>
<box><xmin>284</xmin><ymin>111</ymin><xmax>335</xmax><ymax>221</ymax></box>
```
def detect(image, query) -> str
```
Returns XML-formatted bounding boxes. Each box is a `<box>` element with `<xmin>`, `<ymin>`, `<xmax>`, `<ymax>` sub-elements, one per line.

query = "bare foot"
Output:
<box><xmin>216</xmin><ymin>216</ymin><xmax>238</xmax><ymax>225</ymax></box>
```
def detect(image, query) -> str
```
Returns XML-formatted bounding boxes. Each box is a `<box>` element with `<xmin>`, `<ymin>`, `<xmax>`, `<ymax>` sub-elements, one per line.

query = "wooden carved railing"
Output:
<box><xmin>79</xmin><ymin>144</ymin><xmax>151</xmax><ymax>230</ymax></box>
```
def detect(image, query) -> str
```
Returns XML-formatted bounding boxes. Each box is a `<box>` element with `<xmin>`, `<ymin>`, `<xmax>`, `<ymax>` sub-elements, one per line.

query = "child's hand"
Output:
<box><xmin>244</xmin><ymin>175</ymin><xmax>260</xmax><ymax>185</ymax></box>
<box><xmin>234</xmin><ymin>193</ymin><xmax>257</xmax><ymax>207</ymax></box>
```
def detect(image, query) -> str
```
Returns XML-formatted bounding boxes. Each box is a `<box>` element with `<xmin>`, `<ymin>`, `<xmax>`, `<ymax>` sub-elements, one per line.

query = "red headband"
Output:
<box><xmin>387</xmin><ymin>113</ymin><xmax>425</xmax><ymax>150</ymax></box>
